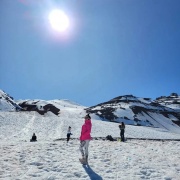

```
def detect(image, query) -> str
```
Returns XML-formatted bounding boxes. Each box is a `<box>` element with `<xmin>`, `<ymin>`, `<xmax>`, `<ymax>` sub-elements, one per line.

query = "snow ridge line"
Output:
<box><xmin>54</xmin><ymin>137</ymin><xmax>180</xmax><ymax>141</ymax></box>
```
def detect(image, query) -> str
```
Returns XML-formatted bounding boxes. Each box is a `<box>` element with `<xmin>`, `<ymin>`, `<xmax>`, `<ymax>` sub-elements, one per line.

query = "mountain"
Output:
<box><xmin>86</xmin><ymin>94</ymin><xmax>180</xmax><ymax>133</ymax></box>
<box><xmin>0</xmin><ymin>89</ymin><xmax>180</xmax><ymax>134</ymax></box>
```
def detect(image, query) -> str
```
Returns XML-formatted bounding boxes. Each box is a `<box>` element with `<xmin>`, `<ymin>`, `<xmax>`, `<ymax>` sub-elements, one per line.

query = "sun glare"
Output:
<box><xmin>48</xmin><ymin>9</ymin><xmax>70</xmax><ymax>32</ymax></box>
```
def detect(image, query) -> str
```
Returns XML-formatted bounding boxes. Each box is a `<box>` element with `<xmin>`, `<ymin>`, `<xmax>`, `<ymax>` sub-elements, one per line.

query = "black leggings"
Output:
<box><xmin>120</xmin><ymin>130</ymin><xmax>125</xmax><ymax>142</ymax></box>
<box><xmin>67</xmin><ymin>134</ymin><xmax>71</xmax><ymax>142</ymax></box>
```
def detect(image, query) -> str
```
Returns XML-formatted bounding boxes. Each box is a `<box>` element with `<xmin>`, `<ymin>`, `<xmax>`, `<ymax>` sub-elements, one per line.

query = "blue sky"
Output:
<box><xmin>0</xmin><ymin>0</ymin><xmax>180</xmax><ymax>106</ymax></box>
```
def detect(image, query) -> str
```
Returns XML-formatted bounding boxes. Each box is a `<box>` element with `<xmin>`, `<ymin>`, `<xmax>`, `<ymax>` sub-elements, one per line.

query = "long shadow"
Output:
<box><xmin>83</xmin><ymin>165</ymin><xmax>103</xmax><ymax>180</ymax></box>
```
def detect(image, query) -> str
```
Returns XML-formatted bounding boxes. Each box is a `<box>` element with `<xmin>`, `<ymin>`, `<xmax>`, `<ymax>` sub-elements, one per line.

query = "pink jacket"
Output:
<box><xmin>80</xmin><ymin>120</ymin><xmax>92</xmax><ymax>141</ymax></box>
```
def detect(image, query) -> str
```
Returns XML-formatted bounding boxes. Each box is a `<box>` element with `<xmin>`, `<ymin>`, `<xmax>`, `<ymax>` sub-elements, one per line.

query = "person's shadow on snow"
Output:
<box><xmin>83</xmin><ymin>165</ymin><xmax>103</xmax><ymax>180</ymax></box>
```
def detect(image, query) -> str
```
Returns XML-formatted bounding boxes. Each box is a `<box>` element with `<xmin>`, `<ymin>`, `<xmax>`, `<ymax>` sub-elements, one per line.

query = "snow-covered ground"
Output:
<box><xmin>1</xmin><ymin>140</ymin><xmax>180</xmax><ymax>180</ymax></box>
<box><xmin>0</xmin><ymin>101</ymin><xmax>180</xmax><ymax>179</ymax></box>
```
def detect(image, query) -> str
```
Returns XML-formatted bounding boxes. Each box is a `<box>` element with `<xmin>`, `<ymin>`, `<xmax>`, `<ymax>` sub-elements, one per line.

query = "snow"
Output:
<box><xmin>0</xmin><ymin>140</ymin><xmax>180</xmax><ymax>180</ymax></box>
<box><xmin>0</xmin><ymin>90</ymin><xmax>21</xmax><ymax>111</ymax></box>
<box><xmin>138</xmin><ymin>97</ymin><xmax>152</xmax><ymax>104</ymax></box>
<box><xmin>0</xmin><ymin>90</ymin><xmax>15</xmax><ymax>111</ymax></box>
<box><xmin>0</xmin><ymin>101</ymin><xmax>180</xmax><ymax>179</ymax></box>
<box><xmin>168</xmin><ymin>114</ymin><xmax>179</xmax><ymax>121</ymax></box>
<box><xmin>114</xmin><ymin>108</ymin><xmax>134</xmax><ymax>120</ymax></box>
<box><xmin>148</xmin><ymin>112</ymin><xmax>180</xmax><ymax>134</ymax></box>
<box><xmin>0</xmin><ymin>98</ymin><xmax>15</xmax><ymax>111</ymax></box>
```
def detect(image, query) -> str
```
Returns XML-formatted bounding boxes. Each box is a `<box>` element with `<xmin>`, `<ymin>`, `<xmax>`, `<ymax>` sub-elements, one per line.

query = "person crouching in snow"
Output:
<box><xmin>30</xmin><ymin>133</ymin><xmax>37</xmax><ymax>142</ymax></box>
<box><xmin>79</xmin><ymin>114</ymin><xmax>92</xmax><ymax>164</ymax></box>
<box><xmin>67</xmin><ymin>126</ymin><xmax>72</xmax><ymax>143</ymax></box>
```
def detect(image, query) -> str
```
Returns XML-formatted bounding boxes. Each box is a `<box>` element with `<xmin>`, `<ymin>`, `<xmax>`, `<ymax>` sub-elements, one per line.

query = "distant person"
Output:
<box><xmin>79</xmin><ymin>114</ymin><xmax>92</xmax><ymax>165</ymax></box>
<box><xmin>119</xmin><ymin>122</ymin><xmax>125</xmax><ymax>142</ymax></box>
<box><xmin>67</xmin><ymin>126</ymin><xmax>72</xmax><ymax>142</ymax></box>
<box><xmin>30</xmin><ymin>133</ymin><xmax>37</xmax><ymax>142</ymax></box>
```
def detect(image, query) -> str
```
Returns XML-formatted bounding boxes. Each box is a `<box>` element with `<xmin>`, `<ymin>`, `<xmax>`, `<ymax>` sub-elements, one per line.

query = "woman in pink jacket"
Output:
<box><xmin>79</xmin><ymin>114</ymin><xmax>92</xmax><ymax>165</ymax></box>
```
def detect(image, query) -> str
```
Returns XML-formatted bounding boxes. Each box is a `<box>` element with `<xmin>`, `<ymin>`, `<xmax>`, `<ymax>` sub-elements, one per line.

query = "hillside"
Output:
<box><xmin>0</xmin><ymin>100</ymin><xmax>180</xmax><ymax>142</ymax></box>
<box><xmin>0</xmin><ymin>90</ymin><xmax>180</xmax><ymax>134</ymax></box>
<box><xmin>0</xmin><ymin>90</ymin><xmax>180</xmax><ymax>179</ymax></box>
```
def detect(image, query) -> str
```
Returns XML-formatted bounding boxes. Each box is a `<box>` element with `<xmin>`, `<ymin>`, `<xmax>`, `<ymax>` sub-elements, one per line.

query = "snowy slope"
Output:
<box><xmin>1</xmin><ymin>90</ymin><xmax>180</xmax><ymax>134</ymax></box>
<box><xmin>0</xmin><ymin>102</ymin><xmax>180</xmax><ymax>143</ymax></box>
<box><xmin>1</xmin><ymin>89</ymin><xmax>180</xmax><ymax>135</ymax></box>
<box><xmin>1</xmin><ymin>111</ymin><xmax>180</xmax><ymax>143</ymax></box>
<box><xmin>0</xmin><ymin>101</ymin><xmax>180</xmax><ymax>180</ymax></box>
<box><xmin>0</xmin><ymin>90</ymin><xmax>21</xmax><ymax>111</ymax></box>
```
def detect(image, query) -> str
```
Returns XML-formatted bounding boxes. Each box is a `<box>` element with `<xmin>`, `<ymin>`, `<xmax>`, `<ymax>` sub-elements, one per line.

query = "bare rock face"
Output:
<box><xmin>18</xmin><ymin>100</ymin><xmax>60</xmax><ymax>115</ymax></box>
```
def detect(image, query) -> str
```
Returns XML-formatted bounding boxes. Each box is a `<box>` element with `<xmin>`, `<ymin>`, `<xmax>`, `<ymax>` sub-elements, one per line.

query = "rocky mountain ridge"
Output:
<box><xmin>0</xmin><ymin>90</ymin><xmax>180</xmax><ymax>132</ymax></box>
<box><xmin>86</xmin><ymin>93</ymin><xmax>180</xmax><ymax>131</ymax></box>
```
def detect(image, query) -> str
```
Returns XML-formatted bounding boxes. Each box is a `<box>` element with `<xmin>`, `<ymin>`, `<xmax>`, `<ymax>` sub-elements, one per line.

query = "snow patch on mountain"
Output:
<box><xmin>0</xmin><ymin>90</ymin><xmax>21</xmax><ymax>111</ymax></box>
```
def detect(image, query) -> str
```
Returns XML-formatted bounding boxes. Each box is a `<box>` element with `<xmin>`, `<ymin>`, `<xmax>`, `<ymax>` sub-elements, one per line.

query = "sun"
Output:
<box><xmin>48</xmin><ymin>9</ymin><xmax>70</xmax><ymax>32</ymax></box>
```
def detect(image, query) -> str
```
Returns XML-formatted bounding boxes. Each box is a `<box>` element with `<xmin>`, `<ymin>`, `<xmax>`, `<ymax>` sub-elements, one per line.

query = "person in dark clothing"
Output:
<box><xmin>30</xmin><ymin>133</ymin><xmax>37</xmax><ymax>142</ymax></box>
<box><xmin>106</xmin><ymin>135</ymin><xmax>114</xmax><ymax>141</ymax></box>
<box><xmin>119</xmin><ymin>122</ymin><xmax>125</xmax><ymax>142</ymax></box>
<box><xmin>67</xmin><ymin>126</ymin><xmax>72</xmax><ymax>143</ymax></box>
